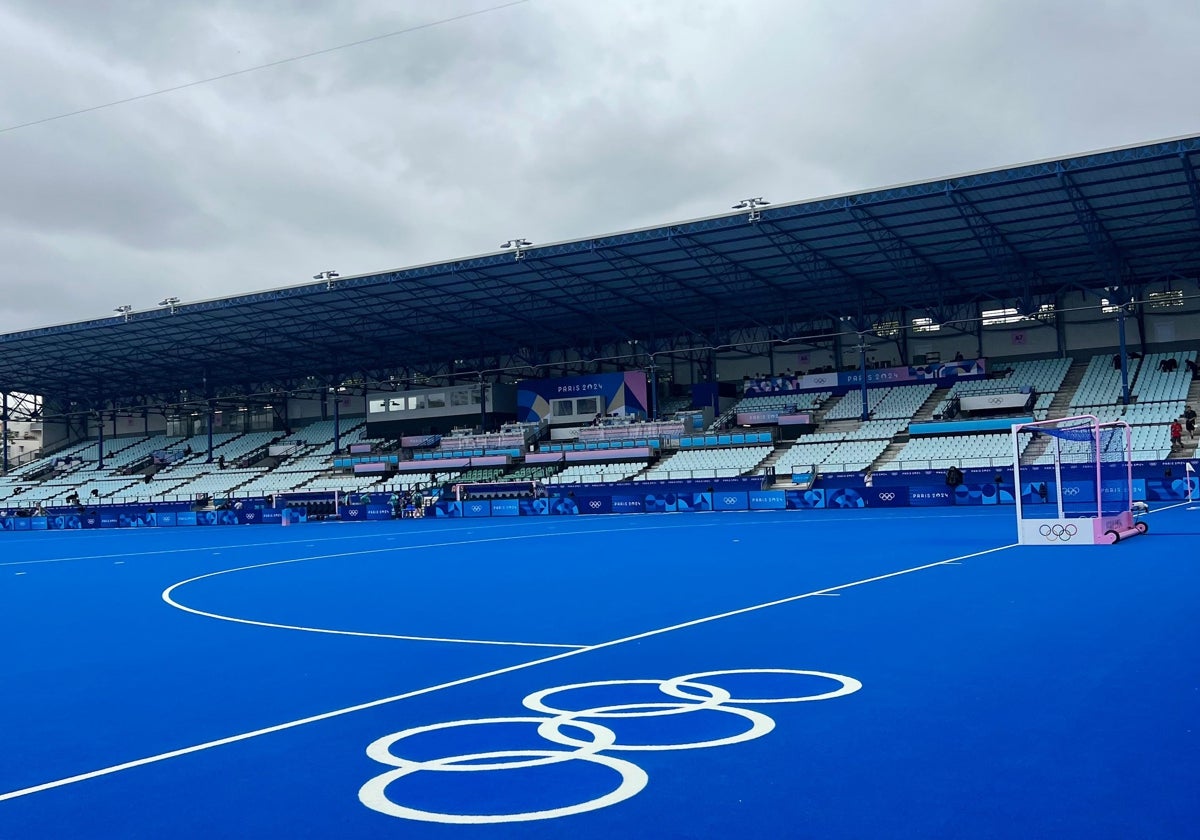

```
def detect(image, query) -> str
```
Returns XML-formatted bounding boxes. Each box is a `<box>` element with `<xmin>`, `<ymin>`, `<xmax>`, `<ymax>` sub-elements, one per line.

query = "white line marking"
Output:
<box><xmin>160</xmin><ymin>524</ymin><xmax>735</xmax><ymax>649</ymax></box>
<box><xmin>813</xmin><ymin>593</ymin><xmax>840</xmax><ymax>597</ymax></box>
<box><xmin>0</xmin><ymin>518</ymin><xmax>723</xmax><ymax>568</ymax></box>
<box><xmin>0</xmin><ymin>541</ymin><xmax>1017</xmax><ymax>804</ymax></box>
<box><xmin>0</xmin><ymin>509</ymin><xmax>1003</xmax><ymax>569</ymax></box>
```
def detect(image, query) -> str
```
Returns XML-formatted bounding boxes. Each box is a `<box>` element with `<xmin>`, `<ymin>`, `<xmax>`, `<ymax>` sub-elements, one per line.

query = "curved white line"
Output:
<box><xmin>163</xmin><ymin>552</ymin><xmax>582</xmax><ymax>650</ymax></box>
<box><xmin>160</xmin><ymin>523</ymin><xmax>727</xmax><ymax>649</ymax></box>
<box><xmin>2</xmin><ymin>541</ymin><xmax>1018</xmax><ymax>803</ymax></box>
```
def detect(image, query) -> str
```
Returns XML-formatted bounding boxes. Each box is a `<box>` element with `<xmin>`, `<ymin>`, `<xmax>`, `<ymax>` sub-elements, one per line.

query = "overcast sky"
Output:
<box><xmin>0</xmin><ymin>0</ymin><xmax>1197</xmax><ymax>335</ymax></box>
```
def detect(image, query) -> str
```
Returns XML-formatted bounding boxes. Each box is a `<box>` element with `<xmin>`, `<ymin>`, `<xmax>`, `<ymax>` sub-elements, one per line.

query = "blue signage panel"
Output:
<box><xmin>490</xmin><ymin>498</ymin><xmax>520</xmax><ymax>517</ymax></box>
<box><xmin>785</xmin><ymin>488</ymin><xmax>825</xmax><ymax>509</ymax></box>
<box><xmin>547</xmin><ymin>497</ymin><xmax>581</xmax><ymax>515</ymax></box>
<box><xmin>575</xmin><ymin>497</ymin><xmax>612</xmax><ymax>515</ymax></box>
<box><xmin>610</xmin><ymin>495</ymin><xmax>646</xmax><ymax>514</ymax></box>
<box><xmin>176</xmin><ymin>511</ymin><xmax>198</xmax><ymax>526</ymax></box>
<box><xmin>644</xmin><ymin>493</ymin><xmax>677</xmax><ymax>513</ymax></box>
<box><xmin>462</xmin><ymin>500</ymin><xmax>491</xmax><ymax>518</ymax></box>
<box><xmin>908</xmin><ymin>486</ymin><xmax>953</xmax><ymax>507</ymax></box>
<box><xmin>340</xmin><ymin>505</ymin><xmax>368</xmax><ymax>522</ymax></box>
<box><xmin>748</xmin><ymin>490</ymin><xmax>786</xmax><ymax>510</ymax></box>
<box><xmin>863</xmin><ymin>488</ymin><xmax>906</xmax><ymax>507</ymax></box>
<box><xmin>518</xmin><ymin>499</ymin><xmax>550</xmax><ymax>516</ymax></box>
<box><xmin>713</xmin><ymin>491</ymin><xmax>749</xmax><ymax>511</ymax></box>
<box><xmin>157</xmin><ymin>512</ymin><xmax>177</xmax><ymax>527</ymax></box>
<box><xmin>826</xmin><ymin>488</ymin><xmax>866</xmax><ymax>509</ymax></box>
<box><xmin>434</xmin><ymin>501</ymin><xmax>463</xmax><ymax>518</ymax></box>
<box><xmin>676</xmin><ymin>492</ymin><xmax>712</xmax><ymax>512</ymax></box>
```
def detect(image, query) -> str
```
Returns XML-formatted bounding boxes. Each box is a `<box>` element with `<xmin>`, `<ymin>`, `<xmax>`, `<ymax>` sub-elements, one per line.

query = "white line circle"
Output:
<box><xmin>540</xmin><ymin>702</ymin><xmax>775</xmax><ymax>752</ymax></box>
<box><xmin>366</xmin><ymin>716</ymin><xmax>615</xmax><ymax>772</ymax></box>
<box><xmin>358</xmin><ymin>750</ymin><xmax>647</xmax><ymax>824</ymax></box>
<box><xmin>523</xmin><ymin>678</ymin><xmax>730</xmax><ymax>718</ymax></box>
<box><xmin>660</xmin><ymin>669</ymin><xmax>864</xmax><ymax>704</ymax></box>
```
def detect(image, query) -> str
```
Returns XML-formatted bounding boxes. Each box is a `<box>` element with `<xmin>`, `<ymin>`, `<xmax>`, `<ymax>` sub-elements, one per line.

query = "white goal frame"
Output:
<box><xmin>1011</xmin><ymin>414</ymin><xmax>1145</xmax><ymax>545</ymax></box>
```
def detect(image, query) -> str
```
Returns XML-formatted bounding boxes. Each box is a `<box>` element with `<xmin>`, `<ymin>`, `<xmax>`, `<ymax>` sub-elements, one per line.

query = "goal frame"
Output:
<box><xmin>1011</xmin><ymin>415</ymin><xmax>1144</xmax><ymax>545</ymax></box>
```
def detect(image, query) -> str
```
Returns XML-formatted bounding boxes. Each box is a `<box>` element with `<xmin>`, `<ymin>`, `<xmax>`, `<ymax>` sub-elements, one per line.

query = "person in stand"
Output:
<box><xmin>945</xmin><ymin>465</ymin><xmax>964</xmax><ymax>488</ymax></box>
<box><xmin>218</xmin><ymin>454</ymin><xmax>226</xmax><ymax>469</ymax></box>
<box><xmin>1169</xmin><ymin>418</ymin><xmax>1183</xmax><ymax>450</ymax></box>
<box><xmin>862</xmin><ymin>467</ymin><xmax>874</xmax><ymax>488</ymax></box>
<box><xmin>1185</xmin><ymin>406</ymin><xmax>1197</xmax><ymax>440</ymax></box>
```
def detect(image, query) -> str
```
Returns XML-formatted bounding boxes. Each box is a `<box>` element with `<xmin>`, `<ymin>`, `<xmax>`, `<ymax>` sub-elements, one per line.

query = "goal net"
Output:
<box><xmin>1011</xmin><ymin>415</ymin><xmax>1145</xmax><ymax>545</ymax></box>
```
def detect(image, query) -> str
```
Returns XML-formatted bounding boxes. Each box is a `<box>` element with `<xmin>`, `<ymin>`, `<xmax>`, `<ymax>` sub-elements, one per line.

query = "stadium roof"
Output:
<box><xmin>4</xmin><ymin>132</ymin><xmax>1200</xmax><ymax>404</ymax></box>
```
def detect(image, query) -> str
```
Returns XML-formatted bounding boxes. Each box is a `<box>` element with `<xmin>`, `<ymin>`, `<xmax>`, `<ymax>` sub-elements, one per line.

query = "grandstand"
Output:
<box><xmin>0</xmin><ymin>135</ymin><xmax>1197</xmax><ymax>515</ymax></box>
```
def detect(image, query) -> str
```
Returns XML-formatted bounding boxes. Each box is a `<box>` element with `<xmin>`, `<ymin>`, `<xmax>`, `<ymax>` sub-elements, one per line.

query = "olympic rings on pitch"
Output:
<box><xmin>359</xmin><ymin>668</ymin><xmax>861</xmax><ymax>824</ymax></box>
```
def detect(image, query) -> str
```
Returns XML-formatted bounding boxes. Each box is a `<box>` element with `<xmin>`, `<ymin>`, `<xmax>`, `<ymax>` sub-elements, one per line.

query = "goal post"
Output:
<box><xmin>1011</xmin><ymin>414</ymin><xmax>1146</xmax><ymax>545</ymax></box>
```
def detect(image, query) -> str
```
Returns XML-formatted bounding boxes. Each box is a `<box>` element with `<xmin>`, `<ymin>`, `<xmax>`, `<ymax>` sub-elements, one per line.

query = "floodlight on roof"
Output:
<box><xmin>158</xmin><ymin>297</ymin><xmax>181</xmax><ymax>314</ymax></box>
<box><xmin>732</xmin><ymin>197</ymin><xmax>769</xmax><ymax>222</ymax></box>
<box><xmin>114</xmin><ymin>304</ymin><xmax>133</xmax><ymax>322</ymax></box>
<box><xmin>501</xmin><ymin>239</ymin><xmax>532</xmax><ymax>260</ymax></box>
<box><xmin>314</xmin><ymin>269</ymin><xmax>340</xmax><ymax>289</ymax></box>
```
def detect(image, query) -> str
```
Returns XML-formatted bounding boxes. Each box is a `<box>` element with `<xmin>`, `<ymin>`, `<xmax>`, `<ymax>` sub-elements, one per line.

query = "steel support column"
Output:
<box><xmin>333</xmin><ymin>393</ymin><xmax>341</xmax><ymax>455</ymax></box>
<box><xmin>1</xmin><ymin>392</ymin><xmax>8</xmax><ymax>474</ymax></box>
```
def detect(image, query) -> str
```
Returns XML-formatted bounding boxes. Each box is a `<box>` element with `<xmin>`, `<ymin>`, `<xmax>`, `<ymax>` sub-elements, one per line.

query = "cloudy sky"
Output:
<box><xmin>0</xmin><ymin>0</ymin><xmax>1197</xmax><ymax>335</ymax></box>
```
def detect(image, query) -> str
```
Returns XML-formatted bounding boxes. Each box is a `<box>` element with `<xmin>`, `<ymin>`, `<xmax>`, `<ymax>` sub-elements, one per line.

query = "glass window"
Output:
<box><xmin>552</xmin><ymin>399</ymin><xmax>574</xmax><ymax>416</ymax></box>
<box><xmin>451</xmin><ymin>390</ymin><xmax>471</xmax><ymax>407</ymax></box>
<box><xmin>388</xmin><ymin>397</ymin><xmax>405</xmax><ymax>412</ymax></box>
<box><xmin>576</xmin><ymin>397</ymin><xmax>599</xmax><ymax>415</ymax></box>
<box><xmin>427</xmin><ymin>393</ymin><xmax>446</xmax><ymax>409</ymax></box>
<box><xmin>369</xmin><ymin>399</ymin><xmax>388</xmax><ymax>414</ymax></box>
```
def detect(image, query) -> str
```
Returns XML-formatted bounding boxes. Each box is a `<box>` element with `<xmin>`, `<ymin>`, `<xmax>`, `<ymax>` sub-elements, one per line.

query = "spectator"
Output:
<box><xmin>862</xmin><ymin>467</ymin><xmax>874</xmax><ymax>488</ymax></box>
<box><xmin>1186</xmin><ymin>358</ymin><xmax>1199</xmax><ymax>379</ymax></box>
<box><xmin>1170</xmin><ymin>419</ymin><xmax>1183</xmax><ymax>450</ymax></box>
<box><xmin>945</xmin><ymin>465</ymin><xmax>963</xmax><ymax>488</ymax></box>
<box><xmin>1185</xmin><ymin>406</ymin><xmax>1197</xmax><ymax>440</ymax></box>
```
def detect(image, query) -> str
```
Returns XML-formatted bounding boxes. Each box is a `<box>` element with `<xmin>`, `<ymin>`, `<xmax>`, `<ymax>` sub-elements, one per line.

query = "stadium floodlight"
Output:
<box><xmin>732</xmin><ymin>197</ymin><xmax>770</xmax><ymax>223</ymax></box>
<box><xmin>313</xmin><ymin>269</ymin><xmax>340</xmax><ymax>289</ymax></box>
<box><xmin>114</xmin><ymin>304</ymin><xmax>133</xmax><ymax>322</ymax></box>
<box><xmin>501</xmin><ymin>239</ymin><xmax>533</xmax><ymax>260</ymax></box>
<box><xmin>158</xmin><ymin>297</ymin><xmax>181</xmax><ymax>314</ymax></box>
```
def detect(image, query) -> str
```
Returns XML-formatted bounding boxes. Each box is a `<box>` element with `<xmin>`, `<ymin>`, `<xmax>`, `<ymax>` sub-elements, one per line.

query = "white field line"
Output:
<box><xmin>0</xmin><ymin>541</ymin><xmax>1017</xmax><ymax>803</ymax></box>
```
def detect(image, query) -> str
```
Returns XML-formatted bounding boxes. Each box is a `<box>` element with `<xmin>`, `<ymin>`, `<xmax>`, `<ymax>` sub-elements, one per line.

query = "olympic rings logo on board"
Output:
<box><xmin>878</xmin><ymin>492</ymin><xmax>896</xmax><ymax>501</ymax></box>
<box><xmin>1038</xmin><ymin>523</ymin><xmax>1078</xmax><ymax>541</ymax></box>
<box><xmin>723</xmin><ymin>497</ymin><xmax>738</xmax><ymax>505</ymax></box>
<box><xmin>588</xmin><ymin>500</ymin><xmax>602</xmax><ymax>509</ymax></box>
<box><xmin>359</xmin><ymin>668</ymin><xmax>862</xmax><ymax>824</ymax></box>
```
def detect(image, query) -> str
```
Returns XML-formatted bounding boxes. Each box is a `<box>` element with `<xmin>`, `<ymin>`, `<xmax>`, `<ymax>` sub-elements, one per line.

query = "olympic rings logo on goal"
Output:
<box><xmin>1038</xmin><ymin>523</ymin><xmax>1078</xmax><ymax>541</ymax></box>
<box><xmin>358</xmin><ymin>668</ymin><xmax>862</xmax><ymax>824</ymax></box>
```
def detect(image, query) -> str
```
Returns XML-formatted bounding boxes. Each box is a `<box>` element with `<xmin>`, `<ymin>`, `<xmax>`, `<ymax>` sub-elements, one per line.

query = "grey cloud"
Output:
<box><xmin>1</xmin><ymin>0</ymin><xmax>1199</xmax><ymax>334</ymax></box>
